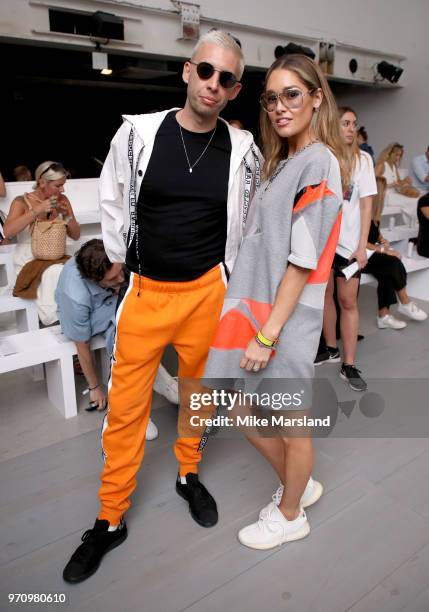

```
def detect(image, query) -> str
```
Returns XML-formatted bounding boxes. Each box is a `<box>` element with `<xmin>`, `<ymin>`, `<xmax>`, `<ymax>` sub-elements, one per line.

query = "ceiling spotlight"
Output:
<box><xmin>376</xmin><ymin>61</ymin><xmax>403</xmax><ymax>84</ymax></box>
<box><xmin>92</xmin><ymin>50</ymin><xmax>108</xmax><ymax>70</ymax></box>
<box><xmin>91</xmin><ymin>11</ymin><xmax>124</xmax><ymax>41</ymax></box>
<box><xmin>275</xmin><ymin>42</ymin><xmax>316</xmax><ymax>60</ymax></box>
<box><xmin>92</xmin><ymin>49</ymin><xmax>112</xmax><ymax>75</ymax></box>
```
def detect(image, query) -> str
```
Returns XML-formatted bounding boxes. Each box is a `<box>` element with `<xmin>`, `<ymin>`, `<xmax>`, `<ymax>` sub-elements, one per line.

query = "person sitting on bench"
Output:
<box><xmin>55</xmin><ymin>239</ymin><xmax>178</xmax><ymax>438</ymax></box>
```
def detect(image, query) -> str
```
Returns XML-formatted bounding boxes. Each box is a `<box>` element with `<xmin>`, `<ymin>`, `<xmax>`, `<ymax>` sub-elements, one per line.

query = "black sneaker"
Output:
<box><xmin>314</xmin><ymin>346</ymin><xmax>341</xmax><ymax>365</ymax></box>
<box><xmin>340</xmin><ymin>363</ymin><xmax>367</xmax><ymax>392</ymax></box>
<box><xmin>63</xmin><ymin>519</ymin><xmax>127</xmax><ymax>583</ymax></box>
<box><xmin>176</xmin><ymin>473</ymin><xmax>218</xmax><ymax>527</ymax></box>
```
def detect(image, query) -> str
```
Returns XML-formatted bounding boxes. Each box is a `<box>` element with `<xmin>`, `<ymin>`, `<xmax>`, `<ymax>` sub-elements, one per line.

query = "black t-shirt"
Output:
<box><xmin>417</xmin><ymin>194</ymin><xmax>429</xmax><ymax>257</ymax></box>
<box><xmin>126</xmin><ymin>111</ymin><xmax>231</xmax><ymax>281</ymax></box>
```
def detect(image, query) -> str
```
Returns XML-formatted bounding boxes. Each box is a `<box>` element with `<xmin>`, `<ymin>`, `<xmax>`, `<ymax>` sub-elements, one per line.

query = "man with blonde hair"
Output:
<box><xmin>63</xmin><ymin>29</ymin><xmax>262</xmax><ymax>583</ymax></box>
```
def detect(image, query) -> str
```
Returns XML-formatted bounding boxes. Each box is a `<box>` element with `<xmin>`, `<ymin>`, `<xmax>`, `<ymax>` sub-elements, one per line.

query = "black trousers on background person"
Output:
<box><xmin>362</xmin><ymin>252</ymin><xmax>407</xmax><ymax>310</ymax></box>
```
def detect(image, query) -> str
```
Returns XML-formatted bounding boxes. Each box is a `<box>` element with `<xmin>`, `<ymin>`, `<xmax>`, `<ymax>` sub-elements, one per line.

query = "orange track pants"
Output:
<box><xmin>98</xmin><ymin>265</ymin><xmax>226</xmax><ymax>524</ymax></box>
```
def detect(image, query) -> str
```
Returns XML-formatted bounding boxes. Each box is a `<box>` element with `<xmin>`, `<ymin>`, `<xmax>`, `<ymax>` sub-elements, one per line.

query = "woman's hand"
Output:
<box><xmin>350</xmin><ymin>246</ymin><xmax>368</xmax><ymax>269</ymax></box>
<box><xmin>56</xmin><ymin>195</ymin><xmax>72</xmax><ymax>216</ymax></box>
<box><xmin>387</xmin><ymin>248</ymin><xmax>401</xmax><ymax>259</ymax></box>
<box><xmin>240</xmin><ymin>337</ymin><xmax>272</xmax><ymax>372</ymax></box>
<box><xmin>89</xmin><ymin>386</ymin><xmax>107</xmax><ymax>411</ymax></box>
<box><xmin>31</xmin><ymin>197</ymin><xmax>56</xmax><ymax>217</ymax></box>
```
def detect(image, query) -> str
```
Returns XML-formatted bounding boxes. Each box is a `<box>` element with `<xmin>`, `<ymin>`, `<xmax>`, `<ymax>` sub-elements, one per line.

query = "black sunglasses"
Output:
<box><xmin>189</xmin><ymin>61</ymin><xmax>239</xmax><ymax>89</ymax></box>
<box><xmin>39</xmin><ymin>162</ymin><xmax>66</xmax><ymax>178</ymax></box>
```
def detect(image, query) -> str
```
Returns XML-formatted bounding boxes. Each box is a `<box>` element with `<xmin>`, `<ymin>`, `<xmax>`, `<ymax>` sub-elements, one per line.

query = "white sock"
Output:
<box><xmin>108</xmin><ymin>524</ymin><xmax>118</xmax><ymax>532</ymax></box>
<box><xmin>180</xmin><ymin>475</ymin><xmax>187</xmax><ymax>484</ymax></box>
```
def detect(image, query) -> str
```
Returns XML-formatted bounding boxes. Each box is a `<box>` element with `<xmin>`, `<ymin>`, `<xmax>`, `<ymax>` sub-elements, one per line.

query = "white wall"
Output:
<box><xmin>1</xmin><ymin>0</ymin><xmax>428</xmax><ymax>164</ymax></box>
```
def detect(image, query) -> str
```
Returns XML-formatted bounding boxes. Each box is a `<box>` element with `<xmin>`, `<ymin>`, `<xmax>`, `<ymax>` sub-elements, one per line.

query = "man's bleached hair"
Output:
<box><xmin>191</xmin><ymin>29</ymin><xmax>244</xmax><ymax>79</ymax></box>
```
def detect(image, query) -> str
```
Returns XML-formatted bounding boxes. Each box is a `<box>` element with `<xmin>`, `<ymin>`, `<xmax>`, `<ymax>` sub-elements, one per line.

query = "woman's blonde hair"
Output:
<box><xmin>372</xmin><ymin>176</ymin><xmax>387</xmax><ymax>224</ymax></box>
<box><xmin>260</xmin><ymin>54</ymin><xmax>350</xmax><ymax>190</ymax></box>
<box><xmin>376</xmin><ymin>142</ymin><xmax>404</xmax><ymax>167</ymax></box>
<box><xmin>34</xmin><ymin>161</ymin><xmax>67</xmax><ymax>188</ymax></box>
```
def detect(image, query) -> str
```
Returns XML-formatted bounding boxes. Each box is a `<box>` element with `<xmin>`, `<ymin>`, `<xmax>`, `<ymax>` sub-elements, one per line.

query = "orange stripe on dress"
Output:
<box><xmin>293</xmin><ymin>180</ymin><xmax>334</xmax><ymax>214</ymax></box>
<box><xmin>211</xmin><ymin>308</ymin><xmax>257</xmax><ymax>350</ymax></box>
<box><xmin>241</xmin><ymin>299</ymin><xmax>272</xmax><ymax>328</ymax></box>
<box><xmin>307</xmin><ymin>211</ymin><xmax>342</xmax><ymax>284</ymax></box>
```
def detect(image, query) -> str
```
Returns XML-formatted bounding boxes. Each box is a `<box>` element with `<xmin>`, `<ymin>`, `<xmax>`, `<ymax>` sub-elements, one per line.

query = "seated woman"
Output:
<box><xmin>363</xmin><ymin>177</ymin><xmax>427</xmax><ymax>328</ymax></box>
<box><xmin>3</xmin><ymin>161</ymin><xmax>80</xmax><ymax>324</ymax></box>
<box><xmin>417</xmin><ymin>193</ymin><xmax>429</xmax><ymax>257</ymax></box>
<box><xmin>375</xmin><ymin>142</ymin><xmax>418</xmax><ymax>198</ymax></box>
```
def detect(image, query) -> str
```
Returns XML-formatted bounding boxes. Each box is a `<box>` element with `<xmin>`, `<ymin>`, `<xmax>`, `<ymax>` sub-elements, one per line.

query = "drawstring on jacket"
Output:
<box><xmin>127</xmin><ymin>127</ymin><xmax>144</xmax><ymax>296</ymax></box>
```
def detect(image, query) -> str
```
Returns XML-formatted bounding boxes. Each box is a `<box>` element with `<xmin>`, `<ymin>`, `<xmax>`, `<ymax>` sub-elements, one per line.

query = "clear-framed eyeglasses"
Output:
<box><xmin>260</xmin><ymin>88</ymin><xmax>317</xmax><ymax>113</ymax></box>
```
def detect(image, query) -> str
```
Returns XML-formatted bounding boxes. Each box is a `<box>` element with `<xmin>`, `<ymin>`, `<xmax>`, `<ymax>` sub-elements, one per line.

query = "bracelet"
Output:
<box><xmin>82</xmin><ymin>384</ymin><xmax>100</xmax><ymax>396</ymax></box>
<box><xmin>256</xmin><ymin>330</ymin><xmax>277</xmax><ymax>348</ymax></box>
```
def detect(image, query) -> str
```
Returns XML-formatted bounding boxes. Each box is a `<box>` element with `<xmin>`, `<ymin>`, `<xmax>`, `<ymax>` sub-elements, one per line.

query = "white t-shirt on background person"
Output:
<box><xmin>336</xmin><ymin>150</ymin><xmax>377</xmax><ymax>260</ymax></box>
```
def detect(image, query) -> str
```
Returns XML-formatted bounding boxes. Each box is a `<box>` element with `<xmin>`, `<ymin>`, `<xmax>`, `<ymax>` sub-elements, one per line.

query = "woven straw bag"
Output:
<box><xmin>31</xmin><ymin>218</ymin><xmax>67</xmax><ymax>260</ymax></box>
<box><xmin>24</xmin><ymin>194</ymin><xmax>67</xmax><ymax>260</ymax></box>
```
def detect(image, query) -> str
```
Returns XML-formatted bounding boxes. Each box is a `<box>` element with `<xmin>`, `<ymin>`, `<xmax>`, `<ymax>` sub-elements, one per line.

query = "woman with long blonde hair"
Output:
<box><xmin>319</xmin><ymin>106</ymin><xmax>376</xmax><ymax>391</ymax></box>
<box><xmin>205</xmin><ymin>54</ymin><xmax>344</xmax><ymax>549</ymax></box>
<box><xmin>375</xmin><ymin>143</ymin><xmax>419</xmax><ymax>198</ymax></box>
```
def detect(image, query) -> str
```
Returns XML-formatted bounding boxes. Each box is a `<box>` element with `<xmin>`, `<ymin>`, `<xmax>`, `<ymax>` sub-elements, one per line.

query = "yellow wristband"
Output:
<box><xmin>256</xmin><ymin>330</ymin><xmax>277</xmax><ymax>347</ymax></box>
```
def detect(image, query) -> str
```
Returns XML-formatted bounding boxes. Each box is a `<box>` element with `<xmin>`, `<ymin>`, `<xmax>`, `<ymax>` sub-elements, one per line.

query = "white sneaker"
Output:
<box><xmin>377</xmin><ymin>314</ymin><xmax>407</xmax><ymax>330</ymax></box>
<box><xmin>259</xmin><ymin>477</ymin><xmax>323</xmax><ymax>520</ymax></box>
<box><xmin>397</xmin><ymin>301</ymin><xmax>428</xmax><ymax>322</ymax></box>
<box><xmin>145</xmin><ymin>418</ymin><xmax>159</xmax><ymax>441</ymax></box>
<box><xmin>238</xmin><ymin>503</ymin><xmax>310</xmax><ymax>550</ymax></box>
<box><xmin>153</xmin><ymin>365</ymin><xmax>179</xmax><ymax>404</ymax></box>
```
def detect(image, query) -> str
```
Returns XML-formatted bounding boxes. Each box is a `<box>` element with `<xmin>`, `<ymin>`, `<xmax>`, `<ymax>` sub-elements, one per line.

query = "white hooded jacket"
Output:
<box><xmin>99</xmin><ymin>109</ymin><xmax>263</xmax><ymax>274</ymax></box>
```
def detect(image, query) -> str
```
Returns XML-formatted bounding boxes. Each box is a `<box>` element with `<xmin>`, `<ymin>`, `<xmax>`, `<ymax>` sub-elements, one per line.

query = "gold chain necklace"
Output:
<box><xmin>265</xmin><ymin>140</ymin><xmax>319</xmax><ymax>191</ymax></box>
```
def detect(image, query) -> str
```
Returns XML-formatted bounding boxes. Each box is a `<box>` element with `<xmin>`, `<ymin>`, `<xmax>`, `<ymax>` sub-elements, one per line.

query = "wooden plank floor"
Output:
<box><xmin>1</xmin><ymin>287</ymin><xmax>429</xmax><ymax>612</ymax></box>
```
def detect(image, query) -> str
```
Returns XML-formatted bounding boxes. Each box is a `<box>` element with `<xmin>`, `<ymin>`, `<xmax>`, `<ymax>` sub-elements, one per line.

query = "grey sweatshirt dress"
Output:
<box><xmin>204</xmin><ymin>143</ymin><xmax>343</xmax><ymax>388</ymax></box>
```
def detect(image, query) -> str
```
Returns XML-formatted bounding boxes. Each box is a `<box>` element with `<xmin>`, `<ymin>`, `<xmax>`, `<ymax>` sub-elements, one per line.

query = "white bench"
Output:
<box><xmin>381</xmin><ymin>224</ymin><xmax>417</xmax><ymax>243</ymax></box>
<box><xmin>74</xmin><ymin>210</ymin><xmax>101</xmax><ymax>238</ymax></box>
<box><xmin>0</xmin><ymin>327</ymin><xmax>109</xmax><ymax>419</ymax></box>
<box><xmin>380</xmin><ymin>224</ymin><xmax>417</xmax><ymax>256</ymax></box>
<box><xmin>361</xmin><ymin>253</ymin><xmax>429</xmax><ymax>301</ymax></box>
<box><xmin>0</xmin><ymin>244</ymin><xmax>16</xmax><ymax>288</ymax></box>
<box><xmin>0</xmin><ymin>294</ymin><xmax>43</xmax><ymax>381</ymax></box>
<box><xmin>0</xmin><ymin>295</ymin><xmax>39</xmax><ymax>332</ymax></box>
